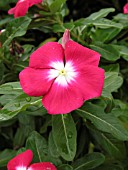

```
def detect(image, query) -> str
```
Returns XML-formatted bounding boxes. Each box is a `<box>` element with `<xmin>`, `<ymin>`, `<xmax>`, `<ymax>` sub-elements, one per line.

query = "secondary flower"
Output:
<box><xmin>19</xmin><ymin>29</ymin><xmax>105</xmax><ymax>114</ymax></box>
<box><xmin>7</xmin><ymin>149</ymin><xmax>57</xmax><ymax>170</ymax></box>
<box><xmin>123</xmin><ymin>3</ymin><xmax>128</xmax><ymax>14</ymax></box>
<box><xmin>8</xmin><ymin>0</ymin><xmax>42</xmax><ymax>18</ymax></box>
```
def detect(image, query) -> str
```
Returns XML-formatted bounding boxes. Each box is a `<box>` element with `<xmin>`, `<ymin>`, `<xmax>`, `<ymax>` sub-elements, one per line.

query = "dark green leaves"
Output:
<box><xmin>0</xmin><ymin>149</ymin><xmax>16</xmax><ymax>168</ymax></box>
<box><xmin>87</xmin><ymin>8</ymin><xmax>115</xmax><ymax>20</ymax></box>
<box><xmin>72</xmin><ymin>152</ymin><xmax>105</xmax><ymax>170</ymax></box>
<box><xmin>90</xmin><ymin>43</ymin><xmax>120</xmax><ymax>61</ymax></box>
<box><xmin>26</xmin><ymin>131</ymin><xmax>48</xmax><ymax>162</ymax></box>
<box><xmin>0</xmin><ymin>82</ymin><xmax>45</xmax><ymax>121</ymax></box>
<box><xmin>0</xmin><ymin>82</ymin><xmax>22</xmax><ymax>95</ymax></box>
<box><xmin>49</xmin><ymin>0</ymin><xmax>66</xmax><ymax>13</ymax></box>
<box><xmin>52</xmin><ymin>114</ymin><xmax>77</xmax><ymax>161</ymax></box>
<box><xmin>26</xmin><ymin>131</ymin><xmax>62</xmax><ymax>166</ymax></box>
<box><xmin>91</xmin><ymin>131</ymin><xmax>126</xmax><ymax>160</ymax></box>
<box><xmin>102</xmin><ymin>72</ymin><xmax>123</xmax><ymax>97</ymax></box>
<box><xmin>0</xmin><ymin>16</ymin><xmax>32</xmax><ymax>46</ymax></box>
<box><xmin>1</xmin><ymin>2</ymin><xmax>128</xmax><ymax>170</ymax></box>
<box><xmin>77</xmin><ymin>103</ymin><xmax>128</xmax><ymax>141</ymax></box>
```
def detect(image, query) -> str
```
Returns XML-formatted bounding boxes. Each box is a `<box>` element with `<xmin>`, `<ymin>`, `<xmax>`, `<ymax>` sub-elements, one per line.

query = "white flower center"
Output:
<box><xmin>48</xmin><ymin>61</ymin><xmax>77</xmax><ymax>86</ymax></box>
<box><xmin>16</xmin><ymin>166</ymin><xmax>27</xmax><ymax>170</ymax></box>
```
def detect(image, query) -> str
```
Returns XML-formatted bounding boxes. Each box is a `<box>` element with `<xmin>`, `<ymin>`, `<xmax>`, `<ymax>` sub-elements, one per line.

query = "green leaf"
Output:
<box><xmin>0</xmin><ymin>110</ymin><xmax>19</xmax><ymax>121</ymax></box>
<box><xmin>94</xmin><ymin>164</ymin><xmax>124</xmax><ymax>170</ymax></box>
<box><xmin>91</xmin><ymin>27</ymin><xmax>122</xmax><ymax>43</ymax></box>
<box><xmin>26</xmin><ymin>131</ymin><xmax>48</xmax><ymax>162</ymax></box>
<box><xmin>13</xmin><ymin>127</ymin><xmax>26</xmax><ymax>147</ymax></box>
<box><xmin>26</xmin><ymin>131</ymin><xmax>61</xmax><ymax>166</ymax></box>
<box><xmin>111</xmin><ymin>45</ymin><xmax>128</xmax><ymax>61</ymax></box>
<box><xmin>90</xmin><ymin>43</ymin><xmax>120</xmax><ymax>61</ymax></box>
<box><xmin>0</xmin><ymin>0</ymin><xmax>17</xmax><ymax>8</ymax></box>
<box><xmin>0</xmin><ymin>62</ymin><xmax>5</xmax><ymax>83</ymax></box>
<box><xmin>0</xmin><ymin>17</ymin><xmax>12</xmax><ymax>27</ymax></box>
<box><xmin>52</xmin><ymin>114</ymin><xmax>77</xmax><ymax>161</ymax></box>
<box><xmin>87</xmin><ymin>8</ymin><xmax>115</xmax><ymax>20</ymax></box>
<box><xmin>17</xmin><ymin>113</ymin><xmax>35</xmax><ymax>138</ymax></box>
<box><xmin>0</xmin><ymin>93</ymin><xmax>43</xmax><ymax>121</ymax></box>
<box><xmin>91</xmin><ymin>130</ymin><xmax>126</xmax><ymax>160</ymax></box>
<box><xmin>102</xmin><ymin>64</ymin><xmax>119</xmax><ymax>73</ymax></box>
<box><xmin>1</xmin><ymin>94</ymin><xmax>42</xmax><ymax>112</ymax></box>
<box><xmin>102</xmin><ymin>72</ymin><xmax>123</xmax><ymax>97</ymax></box>
<box><xmin>72</xmin><ymin>152</ymin><xmax>105</xmax><ymax>170</ymax></box>
<box><xmin>74</xmin><ymin>9</ymin><xmax>117</xmax><ymax>29</ymax></box>
<box><xmin>0</xmin><ymin>16</ymin><xmax>32</xmax><ymax>46</ymax></box>
<box><xmin>49</xmin><ymin>0</ymin><xmax>66</xmax><ymax>13</ymax></box>
<box><xmin>58</xmin><ymin>164</ymin><xmax>73</xmax><ymax>170</ymax></box>
<box><xmin>0</xmin><ymin>149</ymin><xmax>16</xmax><ymax>167</ymax></box>
<box><xmin>53</xmin><ymin>22</ymin><xmax>74</xmax><ymax>33</ymax></box>
<box><xmin>77</xmin><ymin>103</ymin><xmax>128</xmax><ymax>141</ymax></box>
<box><xmin>48</xmin><ymin>132</ymin><xmax>60</xmax><ymax>158</ymax></box>
<box><xmin>0</xmin><ymin>94</ymin><xmax>17</xmax><ymax>106</ymax></box>
<box><xmin>93</xmin><ymin>18</ymin><xmax>123</xmax><ymax>29</ymax></box>
<box><xmin>0</xmin><ymin>82</ymin><xmax>22</xmax><ymax>95</ymax></box>
<box><xmin>114</xmin><ymin>13</ymin><xmax>128</xmax><ymax>28</ymax></box>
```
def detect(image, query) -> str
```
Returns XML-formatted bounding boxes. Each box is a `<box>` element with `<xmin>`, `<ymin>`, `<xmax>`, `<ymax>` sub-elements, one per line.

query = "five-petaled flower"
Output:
<box><xmin>8</xmin><ymin>0</ymin><xmax>42</xmax><ymax>18</ymax></box>
<box><xmin>19</xmin><ymin>29</ymin><xmax>105</xmax><ymax>114</ymax></box>
<box><xmin>7</xmin><ymin>149</ymin><xmax>57</xmax><ymax>170</ymax></box>
<box><xmin>123</xmin><ymin>3</ymin><xmax>128</xmax><ymax>14</ymax></box>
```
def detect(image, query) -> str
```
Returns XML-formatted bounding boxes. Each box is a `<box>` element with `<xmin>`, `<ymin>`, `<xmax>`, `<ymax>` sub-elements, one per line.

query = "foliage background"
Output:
<box><xmin>0</xmin><ymin>0</ymin><xmax>128</xmax><ymax>169</ymax></box>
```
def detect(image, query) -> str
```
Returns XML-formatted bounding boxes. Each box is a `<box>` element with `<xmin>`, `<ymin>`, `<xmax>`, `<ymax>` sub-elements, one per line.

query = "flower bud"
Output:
<box><xmin>62</xmin><ymin>29</ymin><xmax>70</xmax><ymax>49</ymax></box>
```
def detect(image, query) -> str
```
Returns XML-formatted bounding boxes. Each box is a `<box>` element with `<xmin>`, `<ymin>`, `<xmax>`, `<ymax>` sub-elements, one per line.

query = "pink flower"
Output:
<box><xmin>7</xmin><ymin>149</ymin><xmax>57</xmax><ymax>170</ymax></box>
<box><xmin>19</xmin><ymin>30</ymin><xmax>105</xmax><ymax>114</ymax></box>
<box><xmin>8</xmin><ymin>0</ymin><xmax>42</xmax><ymax>18</ymax></box>
<box><xmin>123</xmin><ymin>3</ymin><xmax>128</xmax><ymax>14</ymax></box>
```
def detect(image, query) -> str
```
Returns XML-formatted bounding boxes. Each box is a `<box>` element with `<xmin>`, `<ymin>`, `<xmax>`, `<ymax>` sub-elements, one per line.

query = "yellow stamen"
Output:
<box><xmin>59</xmin><ymin>69</ymin><xmax>66</xmax><ymax>76</ymax></box>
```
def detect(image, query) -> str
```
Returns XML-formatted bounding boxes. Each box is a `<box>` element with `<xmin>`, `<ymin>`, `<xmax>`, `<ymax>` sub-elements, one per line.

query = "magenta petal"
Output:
<box><xmin>28</xmin><ymin>162</ymin><xmax>57</xmax><ymax>170</ymax></box>
<box><xmin>75</xmin><ymin>65</ymin><xmax>105</xmax><ymax>100</ymax></box>
<box><xmin>42</xmin><ymin>80</ymin><xmax>84</xmax><ymax>114</ymax></box>
<box><xmin>123</xmin><ymin>3</ymin><xmax>128</xmax><ymax>14</ymax></box>
<box><xmin>19</xmin><ymin>67</ymin><xmax>54</xmax><ymax>96</ymax></box>
<box><xmin>14</xmin><ymin>1</ymin><xmax>29</xmax><ymax>18</ymax></box>
<box><xmin>8</xmin><ymin>7</ymin><xmax>16</xmax><ymax>15</ymax></box>
<box><xmin>29</xmin><ymin>0</ymin><xmax>42</xmax><ymax>7</ymax></box>
<box><xmin>65</xmin><ymin>40</ymin><xmax>100</xmax><ymax>68</ymax></box>
<box><xmin>7</xmin><ymin>150</ymin><xmax>33</xmax><ymax>170</ymax></box>
<box><xmin>29</xmin><ymin>42</ymin><xmax>64</xmax><ymax>69</ymax></box>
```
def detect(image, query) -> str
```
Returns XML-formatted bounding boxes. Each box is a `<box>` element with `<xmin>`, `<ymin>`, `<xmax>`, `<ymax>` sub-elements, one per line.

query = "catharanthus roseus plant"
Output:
<box><xmin>1</xmin><ymin>0</ymin><xmax>128</xmax><ymax>169</ymax></box>
<box><xmin>8</xmin><ymin>0</ymin><xmax>42</xmax><ymax>18</ymax></box>
<box><xmin>19</xmin><ymin>29</ymin><xmax>105</xmax><ymax>114</ymax></box>
<box><xmin>123</xmin><ymin>3</ymin><xmax>128</xmax><ymax>13</ymax></box>
<box><xmin>7</xmin><ymin>149</ymin><xmax>57</xmax><ymax>170</ymax></box>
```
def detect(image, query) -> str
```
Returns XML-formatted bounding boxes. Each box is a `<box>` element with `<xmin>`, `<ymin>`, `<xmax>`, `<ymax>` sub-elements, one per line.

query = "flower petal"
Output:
<box><xmin>19</xmin><ymin>67</ymin><xmax>54</xmax><ymax>96</ymax></box>
<box><xmin>8</xmin><ymin>7</ymin><xmax>16</xmax><ymax>15</ymax></box>
<box><xmin>29</xmin><ymin>42</ymin><xmax>64</xmax><ymax>69</ymax></box>
<box><xmin>7</xmin><ymin>150</ymin><xmax>33</xmax><ymax>170</ymax></box>
<box><xmin>28</xmin><ymin>162</ymin><xmax>57</xmax><ymax>170</ymax></box>
<box><xmin>123</xmin><ymin>3</ymin><xmax>128</xmax><ymax>14</ymax></box>
<box><xmin>14</xmin><ymin>1</ymin><xmax>29</xmax><ymax>18</ymax></box>
<box><xmin>29</xmin><ymin>0</ymin><xmax>42</xmax><ymax>7</ymax></box>
<box><xmin>74</xmin><ymin>65</ymin><xmax>105</xmax><ymax>100</ymax></box>
<box><xmin>42</xmin><ymin>78</ymin><xmax>84</xmax><ymax>114</ymax></box>
<box><xmin>65</xmin><ymin>40</ymin><xmax>100</xmax><ymax>68</ymax></box>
